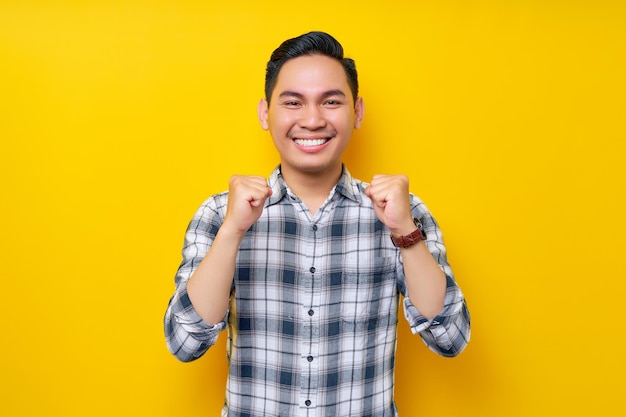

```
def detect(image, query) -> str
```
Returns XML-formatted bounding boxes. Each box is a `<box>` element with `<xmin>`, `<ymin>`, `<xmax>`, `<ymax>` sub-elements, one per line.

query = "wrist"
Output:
<box><xmin>217</xmin><ymin>220</ymin><xmax>249</xmax><ymax>241</ymax></box>
<box><xmin>389</xmin><ymin>217</ymin><xmax>420</xmax><ymax>237</ymax></box>
<box><xmin>390</xmin><ymin>217</ymin><xmax>427</xmax><ymax>249</ymax></box>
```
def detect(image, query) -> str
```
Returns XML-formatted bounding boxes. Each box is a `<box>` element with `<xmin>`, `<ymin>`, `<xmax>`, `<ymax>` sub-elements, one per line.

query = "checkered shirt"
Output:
<box><xmin>164</xmin><ymin>166</ymin><xmax>470</xmax><ymax>417</ymax></box>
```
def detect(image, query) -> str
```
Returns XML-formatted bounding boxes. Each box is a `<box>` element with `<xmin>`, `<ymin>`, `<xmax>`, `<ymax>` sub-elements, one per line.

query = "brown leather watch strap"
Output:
<box><xmin>390</xmin><ymin>228</ymin><xmax>424</xmax><ymax>248</ymax></box>
<box><xmin>390</xmin><ymin>218</ymin><xmax>427</xmax><ymax>248</ymax></box>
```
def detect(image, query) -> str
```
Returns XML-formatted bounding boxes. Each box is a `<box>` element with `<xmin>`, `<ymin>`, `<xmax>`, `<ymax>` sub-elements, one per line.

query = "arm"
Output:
<box><xmin>164</xmin><ymin>175</ymin><xmax>272</xmax><ymax>362</ymax></box>
<box><xmin>402</xmin><ymin>202</ymin><xmax>470</xmax><ymax>357</ymax></box>
<box><xmin>365</xmin><ymin>175</ymin><xmax>446</xmax><ymax>317</ymax></box>
<box><xmin>163</xmin><ymin>199</ymin><xmax>227</xmax><ymax>362</ymax></box>
<box><xmin>365</xmin><ymin>174</ymin><xmax>470</xmax><ymax>357</ymax></box>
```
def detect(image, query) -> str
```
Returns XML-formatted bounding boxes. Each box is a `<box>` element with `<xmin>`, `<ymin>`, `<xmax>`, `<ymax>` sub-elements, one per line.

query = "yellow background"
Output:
<box><xmin>1</xmin><ymin>1</ymin><xmax>624</xmax><ymax>416</ymax></box>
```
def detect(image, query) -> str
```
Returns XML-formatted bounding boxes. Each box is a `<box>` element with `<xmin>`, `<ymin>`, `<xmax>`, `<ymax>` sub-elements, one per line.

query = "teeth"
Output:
<box><xmin>294</xmin><ymin>138</ymin><xmax>328</xmax><ymax>146</ymax></box>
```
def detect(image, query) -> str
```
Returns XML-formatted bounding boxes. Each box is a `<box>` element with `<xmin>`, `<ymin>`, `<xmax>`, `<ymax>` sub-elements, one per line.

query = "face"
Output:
<box><xmin>258</xmin><ymin>55</ymin><xmax>364</xmax><ymax>179</ymax></box>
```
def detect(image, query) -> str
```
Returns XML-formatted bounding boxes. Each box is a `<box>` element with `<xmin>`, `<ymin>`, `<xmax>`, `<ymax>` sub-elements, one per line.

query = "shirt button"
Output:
<box><xmin>307</xmin><ymin>356</ymin><xmax>313</xmax><ymax>362</ymax></box>
<box><xmin>309</xmin><ymin>267</ymin><xmax>316</xmax><ymax>273</ymax></box>
<box><xmin>305</xmin><ymin>400</ymin><xmax>311</xmax><ymax>407</ymax></box>
<box><xmin>308</xmin><ymin>309</ymin><xmax>314</xmax><ymax>316</ymax></box>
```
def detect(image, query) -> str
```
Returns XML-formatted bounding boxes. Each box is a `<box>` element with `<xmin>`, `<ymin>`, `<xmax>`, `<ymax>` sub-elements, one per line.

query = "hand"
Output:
<box><xmin>223</xmin><ymin>175</ymin><xmax>272</xmax><ymax>234</ymax></box>
<box><xmin>365</xmin><ymin>174</ymin><xmax>415</xmax><ymax>235</ymax></box>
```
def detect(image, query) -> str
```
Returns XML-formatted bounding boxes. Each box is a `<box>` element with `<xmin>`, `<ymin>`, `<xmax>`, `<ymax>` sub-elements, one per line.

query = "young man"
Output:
<box><xmin>164</xmin><ymin>31</ymin><xmax>470</xmax><ymax>416</ymax></box>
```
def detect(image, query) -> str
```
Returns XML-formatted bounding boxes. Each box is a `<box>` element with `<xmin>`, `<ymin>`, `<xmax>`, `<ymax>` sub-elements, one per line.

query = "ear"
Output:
<box><xmin>353</xmin><ymin>96</ymin><xmax>364</xmax><ymax>129</ymax></box>
<box><xmin>258</xmin><ymin>98</ymin><xmax>269</xmax><ymax>130</ymax></box>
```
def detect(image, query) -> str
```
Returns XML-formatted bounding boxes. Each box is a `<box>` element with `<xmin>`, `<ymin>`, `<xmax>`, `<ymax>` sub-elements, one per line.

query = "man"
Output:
<box><xmin>164</xmin><ymin>31</ymin><xmax>470</xmax><ymax>416</ymax></box>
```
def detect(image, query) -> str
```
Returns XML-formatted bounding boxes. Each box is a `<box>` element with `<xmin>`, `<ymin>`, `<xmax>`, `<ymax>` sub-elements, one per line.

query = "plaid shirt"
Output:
<box><xmin>164</xmin><ymin>166</ymin><xmax>470</xmax><ymax>417</ymax></box>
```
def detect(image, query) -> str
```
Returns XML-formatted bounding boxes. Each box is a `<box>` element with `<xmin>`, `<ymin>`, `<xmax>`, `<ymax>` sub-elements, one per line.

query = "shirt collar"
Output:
<box><xmin>265</xmin><ymin>165</ymin><xmax>362</xmax><ymax>207</ymax></box>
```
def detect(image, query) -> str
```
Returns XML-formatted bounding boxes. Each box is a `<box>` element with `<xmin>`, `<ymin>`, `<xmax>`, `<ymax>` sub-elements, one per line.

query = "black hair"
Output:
<box><xmin>264</xmin><ymin>31</ymin><xmax>358</xmax><ymax>104</ymax></box>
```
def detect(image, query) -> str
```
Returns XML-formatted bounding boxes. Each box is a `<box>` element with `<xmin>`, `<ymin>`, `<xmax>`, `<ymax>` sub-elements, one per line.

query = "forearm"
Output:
<box><xmin>400</xmin><ymin>241</ymin><xmax>446</xmax><ymax>319</ymax></box>
<box><xmin>402</xmin><ymin>248</ymin><xmax>470</xmax><ymax>357</ymax></box>
<box><xmin>186</xmin><ymin>223</ymin><xmax>245</xmax><ymax>324</ymax></box>
<box><xmin>397</xmin><ymin>197</ymin><xmax>470</xmax><ymax>356</ymax></box>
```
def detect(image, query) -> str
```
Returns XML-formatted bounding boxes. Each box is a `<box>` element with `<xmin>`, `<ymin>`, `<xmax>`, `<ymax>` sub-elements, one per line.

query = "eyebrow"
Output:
<box><xmin>278</xmin><ymin>89</ymin><xmax>347</xmax><ymax>100</ymax></box>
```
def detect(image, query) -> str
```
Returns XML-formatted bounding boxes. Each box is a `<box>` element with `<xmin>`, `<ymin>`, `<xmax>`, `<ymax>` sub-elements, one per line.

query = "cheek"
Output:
<box><xmin>268</xmin><ymin>112</ymin><xmax>293</xmax><ymax>130</ymax></box>
<box><xmin>268</xmin><ymin>119</ymin><xmax>293</xmax><ymax>140</ymax></box>
<box><xmin>329</xmin><ymin>113</ymin><xmax>355</xmax><ymax>132</ymax></box>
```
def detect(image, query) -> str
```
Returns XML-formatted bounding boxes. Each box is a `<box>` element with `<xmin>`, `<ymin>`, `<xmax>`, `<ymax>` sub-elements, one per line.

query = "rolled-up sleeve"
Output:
<box><xmin>164</xmin><ymin>284</ymin><xmax>227</xmax><ymax>362</ymax></box>
<box><xmin>404</xmin><ymin>276</ymin><xmax>470</xmax><ymax>357</ymax></box>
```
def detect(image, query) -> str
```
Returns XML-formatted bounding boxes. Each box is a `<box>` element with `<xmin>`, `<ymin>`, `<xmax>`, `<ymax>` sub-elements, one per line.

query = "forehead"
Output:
<box><xmin>273</xmin><ymin>55</ymin><xmax>350</xmax><ymax>96</ymax></box>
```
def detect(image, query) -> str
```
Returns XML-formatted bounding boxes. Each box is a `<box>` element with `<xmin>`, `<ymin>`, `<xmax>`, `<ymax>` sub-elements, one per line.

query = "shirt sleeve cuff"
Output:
<box><xmin>403</xmin><ymin>296</ymin><xmax>442</xmax><ymax>333</ymax></box>
<box><xmin>171</xmin><ymin>286</ymin><xmax>227</xmax><ymax>341</ymax></box>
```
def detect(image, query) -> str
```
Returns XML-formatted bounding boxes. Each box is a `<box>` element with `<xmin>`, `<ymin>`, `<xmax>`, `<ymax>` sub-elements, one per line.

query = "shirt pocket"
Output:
<box><xmin>340</xmin><ymin>256</ymin><xmax>397</xmax><ymax>324</ymax></box>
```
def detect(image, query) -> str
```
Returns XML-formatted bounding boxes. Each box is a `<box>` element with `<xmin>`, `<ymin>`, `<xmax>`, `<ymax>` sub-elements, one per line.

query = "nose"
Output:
<box><xmin>298</xmin><ymin>105</ymin><xmax>327</xmax><ymax>130</ymax></box>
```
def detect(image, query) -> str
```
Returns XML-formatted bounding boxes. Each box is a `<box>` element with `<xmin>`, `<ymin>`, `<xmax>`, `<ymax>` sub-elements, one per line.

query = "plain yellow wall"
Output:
<box><xmin>1</xmin><ymin>1</ymin><xmax>624</xmax><ymax>416</ymax></box>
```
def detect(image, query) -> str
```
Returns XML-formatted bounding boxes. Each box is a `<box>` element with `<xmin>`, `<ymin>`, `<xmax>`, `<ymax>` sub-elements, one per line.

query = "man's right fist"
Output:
<box><xmin>223</xmin><ymin>175</ymin><xmax>272</xmax><ymax>234</ymax></box>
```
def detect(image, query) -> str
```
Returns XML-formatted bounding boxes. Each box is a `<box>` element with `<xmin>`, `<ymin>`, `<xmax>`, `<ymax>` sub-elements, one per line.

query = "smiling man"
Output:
<box><xmin>164</xmin><ymin>31</ymin><xmax>470</xmax><ymax>417</ymax></box>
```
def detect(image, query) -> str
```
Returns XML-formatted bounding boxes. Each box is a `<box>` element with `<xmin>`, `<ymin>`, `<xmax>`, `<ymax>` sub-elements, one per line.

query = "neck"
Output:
<box><xmin>280</xmin><ymin>164</ymin><xmax>343</xmax><ymax>214</ymax></box>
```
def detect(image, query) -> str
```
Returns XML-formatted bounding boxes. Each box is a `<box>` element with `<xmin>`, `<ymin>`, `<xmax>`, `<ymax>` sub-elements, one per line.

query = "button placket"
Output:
<box><xmin>300</xmin><ymin>220</ymin><xmax>320</xmax><ymax>412</ymax></box>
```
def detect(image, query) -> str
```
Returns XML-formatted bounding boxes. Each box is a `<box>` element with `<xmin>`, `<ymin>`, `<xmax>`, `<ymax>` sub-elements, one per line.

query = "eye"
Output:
<box><xmin>324</xmin><ymin>99</ymin><xmax>343</xmax><ymax>107</ymax></box>
<box><xmin>283</xmin><ymin>100</ymin><xmax>301</xmax><ymax>107</ymax></box>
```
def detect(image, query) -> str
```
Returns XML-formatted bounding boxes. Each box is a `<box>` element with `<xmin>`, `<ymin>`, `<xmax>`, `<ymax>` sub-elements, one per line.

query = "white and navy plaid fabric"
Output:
<box><xmin>164</xmin><ymin>166</ymin><xmax>470</xmax><ymax>417</ymax></box>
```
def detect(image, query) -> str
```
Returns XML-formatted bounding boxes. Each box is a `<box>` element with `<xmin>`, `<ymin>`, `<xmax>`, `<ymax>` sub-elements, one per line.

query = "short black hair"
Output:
<box><xmin>264</xmin><ymin>31</ymin><xmax>358</xmax><ymax>104</ymax></box>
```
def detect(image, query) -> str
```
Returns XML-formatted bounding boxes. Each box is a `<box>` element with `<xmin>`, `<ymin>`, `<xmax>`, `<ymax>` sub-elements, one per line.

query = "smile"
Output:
<box><xmin>293</xmin><ymin>138</ymin><xmax>330</xmax><ymax>147</ymax></box>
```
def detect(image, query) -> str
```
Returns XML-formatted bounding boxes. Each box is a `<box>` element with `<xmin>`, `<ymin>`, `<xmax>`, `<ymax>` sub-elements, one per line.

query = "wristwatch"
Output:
<box><xmin>390</xmin><ymin>217</ymin><xmax>427</xmax><ymax>248</ymax></box>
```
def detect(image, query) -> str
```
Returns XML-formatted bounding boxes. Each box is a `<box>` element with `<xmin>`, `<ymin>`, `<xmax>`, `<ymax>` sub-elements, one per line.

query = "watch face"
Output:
<box><xmin>413</xmin><ymin>217</ymin><xmax>427</xmax><ymax>240</ymax></box>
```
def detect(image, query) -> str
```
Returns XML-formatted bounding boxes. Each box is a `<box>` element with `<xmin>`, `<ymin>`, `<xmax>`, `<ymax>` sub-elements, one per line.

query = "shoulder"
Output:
<box><xmin>191</xmin><ymin>191</ymin><xmax>229</xmax><ymax>222</ymax></box>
